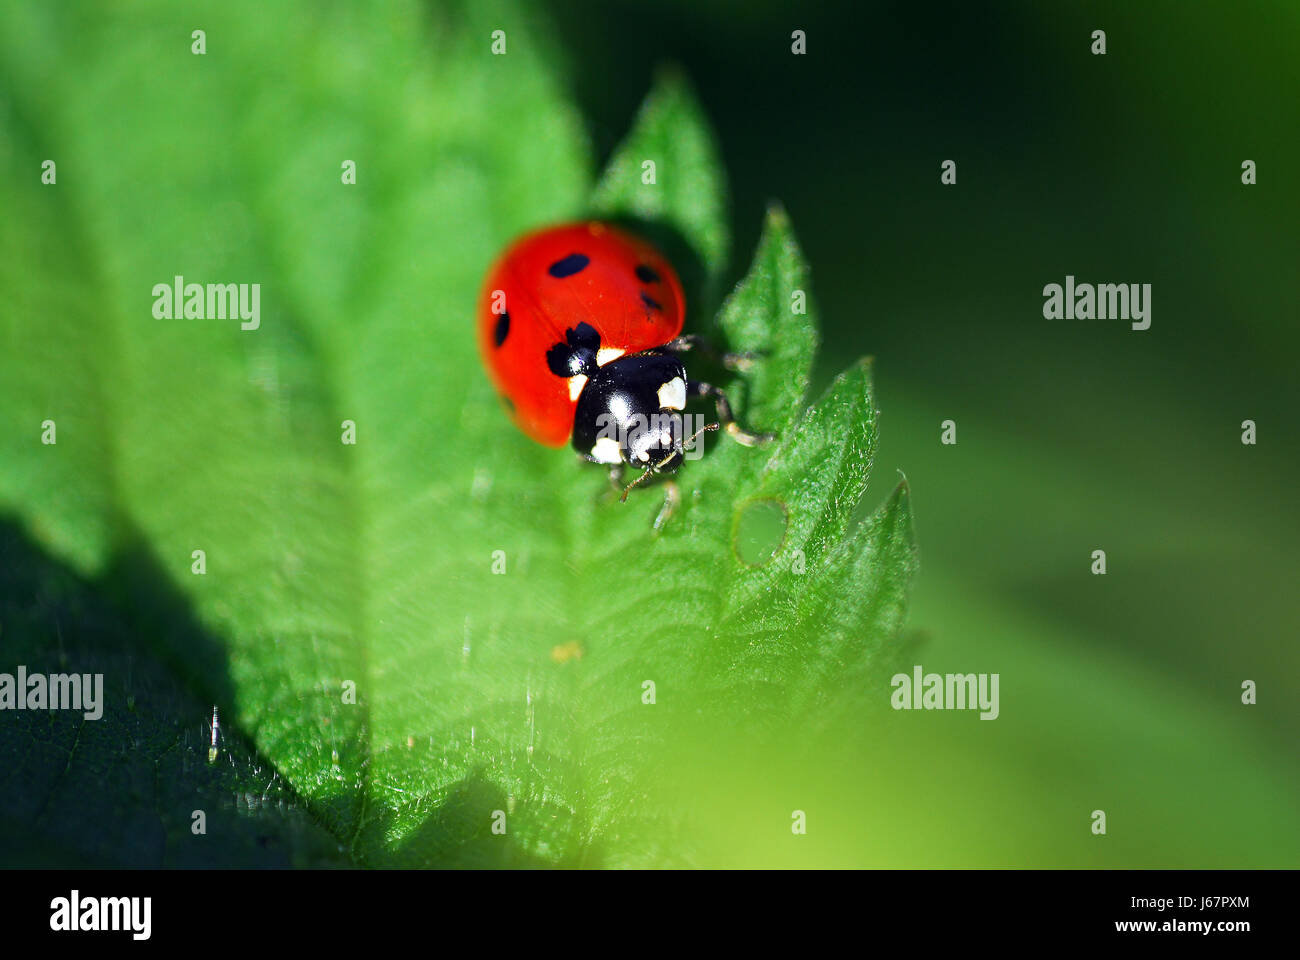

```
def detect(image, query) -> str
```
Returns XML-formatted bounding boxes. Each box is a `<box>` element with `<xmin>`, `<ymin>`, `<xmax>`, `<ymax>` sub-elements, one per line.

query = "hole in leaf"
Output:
<box><xmin>733</xmin><ymin>499</ymin><xmax>787</xmax><ymax>567</ymax></box>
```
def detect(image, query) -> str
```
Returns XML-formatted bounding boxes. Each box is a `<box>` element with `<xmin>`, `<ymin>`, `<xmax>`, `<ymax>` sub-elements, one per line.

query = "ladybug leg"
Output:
<box><xmin>664</xmin><ymin>334</ymin><xmax>758</xmax><ymax>373</ymax></box>
<box><xmin>652</xmin><ymin>480</ymin><xmax>681</xmax><ymax>532</ymax></box>
<box><xmin>588</xmin><ymin>462</ymin><xmax>626</xmax><ymax>504</ymax></box>
<box><xmin>687</xmin><ymin>379</ymin><xmax>774</xmax><ymax>447</ymax></box>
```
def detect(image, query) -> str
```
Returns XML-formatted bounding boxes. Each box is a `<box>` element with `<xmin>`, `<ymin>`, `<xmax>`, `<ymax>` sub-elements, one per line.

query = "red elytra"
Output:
<box><xmin>478</xmin><ymin>221</ymin><xmax>685</xmax><ymax>447</ymax></box>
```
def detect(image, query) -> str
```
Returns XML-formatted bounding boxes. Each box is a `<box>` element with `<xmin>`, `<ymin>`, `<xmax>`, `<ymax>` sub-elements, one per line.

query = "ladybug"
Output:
<box><xmin>479</xmin><ymin>221</ymin><xmax>769</xmax><ymax>524</ymax></box>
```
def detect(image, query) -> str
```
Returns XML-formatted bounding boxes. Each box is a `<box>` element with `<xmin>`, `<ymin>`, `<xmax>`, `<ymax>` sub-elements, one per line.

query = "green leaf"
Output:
<box><xmin>714</xmin><ymin>204</ymin><xmax>820</xmax><ymax>465</ymax></box>
<box><xmin>590</xmin><ymin>68</ymin><xmax>730</xmax><ymax>303</ymax></box>
<box><xmin>0</xmin><ymin>0</ymin><xmax>915</xmax><ymax>867</ymax></box>
<box><xmin>0</xmin><ymin>522</ymin><xmax>346</xmax><ymax>867</ymax></box>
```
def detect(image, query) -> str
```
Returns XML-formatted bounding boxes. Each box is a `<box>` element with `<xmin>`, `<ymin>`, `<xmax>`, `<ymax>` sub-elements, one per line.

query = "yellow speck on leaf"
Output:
<box><xmin>550</xmin><ymin>641</ymin><xmax>583</xmax><ymax>664</ymax></box>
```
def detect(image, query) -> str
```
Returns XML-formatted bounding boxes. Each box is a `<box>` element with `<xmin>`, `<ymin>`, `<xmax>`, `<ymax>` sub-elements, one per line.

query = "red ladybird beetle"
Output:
<box><xmin>479</xmin><ymin>221</ymin><xmax>769</xmax><ymax>524</ymax></box>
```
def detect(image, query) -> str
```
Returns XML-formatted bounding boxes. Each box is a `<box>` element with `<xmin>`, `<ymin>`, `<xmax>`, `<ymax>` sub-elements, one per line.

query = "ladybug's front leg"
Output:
<box><xmin>605</xmin><ymin>463</ymin><xmax>677</xmax><ymax>532</ymax></box>
<box><xmin>589</xmin><ymin>461</ymin><xmax>625</xmax><ymax>504</ymax></box>
<box><xmin>663</xmin><ymin>334</ymin><xmax>758</xmax><ymax>373</ymax></box>
<box><xmin>686</xmin><ymin>380</ymin><xmax>774</xmax><ymax>447</ymax></box>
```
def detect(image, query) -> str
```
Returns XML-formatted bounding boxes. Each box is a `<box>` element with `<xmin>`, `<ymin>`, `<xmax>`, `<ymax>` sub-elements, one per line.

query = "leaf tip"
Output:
<box><xmin>651</xmin><ymin>61</ymin><xmax>690</xmax><ymax>92</ymax></box>
<box><xmin>643</xmin><ymin>62</ymin><xmax>709</xmax><ymax>126</ymax></box>
<box><xmin>763</xmin><ymin>200</ymin><xmax>791</xmax><ymax>232</ymax></box>
<box><xmin>887</xmin><ymin>471</ymin><xmax>918</xmax><ymax>557</ymax></box>
<box><xmin>829</xmin><ymin>356</ymin><xmax>876</xmax><ymax>402</ymax></box>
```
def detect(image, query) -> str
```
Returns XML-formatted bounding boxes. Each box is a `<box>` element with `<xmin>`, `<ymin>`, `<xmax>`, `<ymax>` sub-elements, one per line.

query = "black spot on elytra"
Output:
<box><xmin>635</xmin><ymin>264</ymin><xmax>661</xmax><ymax>284</ymax></box>
<box><xmin>493</xmin><ymin>311</ymin><xmax>510</xmax><ymax>347</ymax></box>
<box><xmin>546</xmin><ymin>322</ymin><xmax>601</xmax><ymax>377</ymax></box>
<box><xmin>547</xmin><ymin>253</ymin><xmax>590</xmax><ymax>278</ymax></box>
<box><xmin>640</xmin><ymin>292</ymin><xmax>662</xmax><ymax>312</ymax></box>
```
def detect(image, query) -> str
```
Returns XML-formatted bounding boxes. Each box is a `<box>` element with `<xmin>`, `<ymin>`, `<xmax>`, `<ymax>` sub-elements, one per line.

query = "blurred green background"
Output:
<box><xmin>2</xmin><ymin>0</ymin><xmax>1297</xmax><ymax>867</ymax></box>
<box><xmin>551</xmin><ymin>0</ymin><xmax>1300</xmax><ymax>865</ymax></box>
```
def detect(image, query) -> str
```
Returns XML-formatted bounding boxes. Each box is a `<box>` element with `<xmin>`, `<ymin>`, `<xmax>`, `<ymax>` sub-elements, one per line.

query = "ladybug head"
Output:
<box><xmin>626</xmin><ymin>408</ymin><xmax>686</xmax><ymax>475</ymax></box>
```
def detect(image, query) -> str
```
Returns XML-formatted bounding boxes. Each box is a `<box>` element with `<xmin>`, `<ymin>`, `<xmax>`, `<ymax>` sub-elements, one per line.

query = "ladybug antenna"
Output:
<box><xmin>620</xmin><ymin>467</ymin><xmax>654</xmax><ymax>503</ymax></box>
<box><xmin>682</xmin><ymin>421</ymin><xmax>720</xmax><ymax>453</ymax></box>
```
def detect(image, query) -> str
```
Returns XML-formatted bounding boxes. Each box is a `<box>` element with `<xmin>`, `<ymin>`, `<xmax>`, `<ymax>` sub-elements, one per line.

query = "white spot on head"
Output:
<box><xmin>568</xmin><ymin>374</ymin><xmax>588</xmax><ymax>402</ymax></box>
<box><xmin>657</xmin><ymin>376</ymin><xmax>686</xmax><ymax>411</ymax></box>
<box><xmin>596</xmin><ymin>347</ymin><xmax>624</xmax><ymax>366</ymax></box>
<box><xmin>590</xmin><ymin>436</ymin><xmax>622</xmax><ymax>464</ymax></box>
